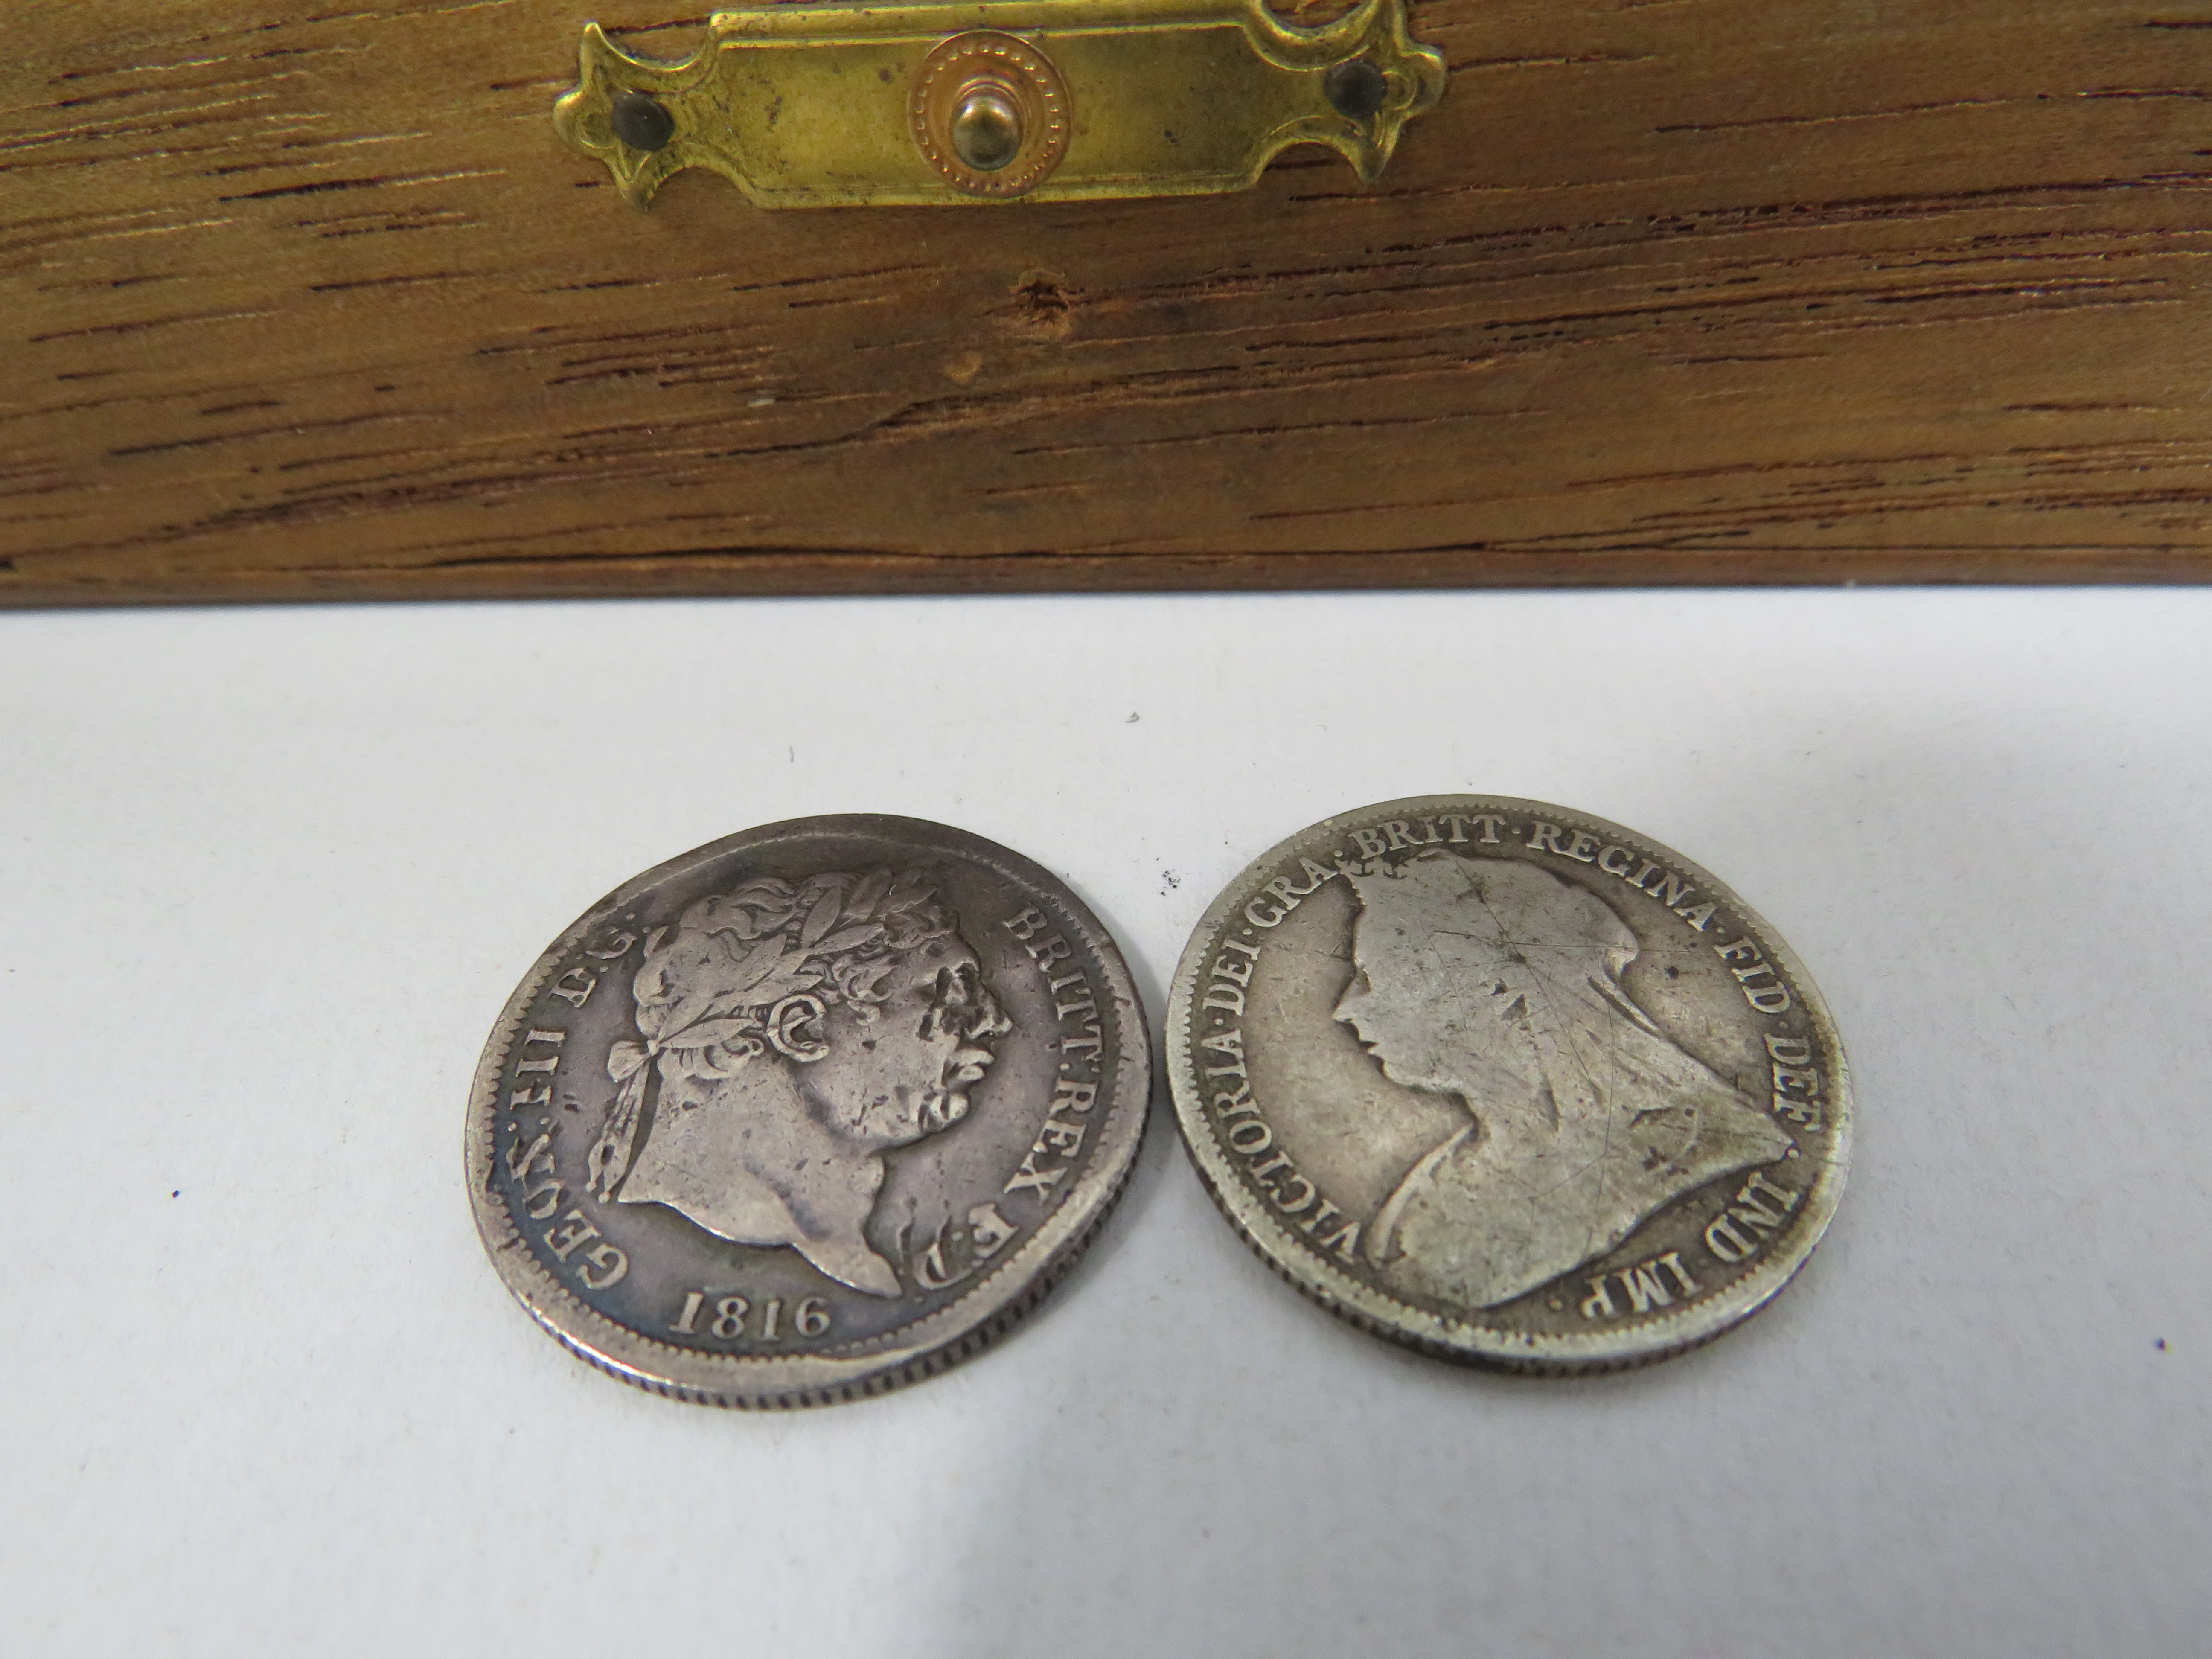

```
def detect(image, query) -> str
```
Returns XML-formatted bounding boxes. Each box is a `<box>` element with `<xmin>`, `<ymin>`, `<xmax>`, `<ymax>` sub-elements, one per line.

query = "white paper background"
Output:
<box><xmin>2</xmin><ymin>590</ymin><xmax>2206</xmax><ymax>1657</ymax></box>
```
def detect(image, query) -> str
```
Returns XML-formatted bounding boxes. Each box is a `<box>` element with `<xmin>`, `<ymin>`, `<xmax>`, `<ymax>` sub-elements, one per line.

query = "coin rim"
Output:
<box><xmin>1166</xmin><ymin>795</ymin><xmax>1852</xmax><ymax>1374</ymax></box>
<box><xmin>466</xmin><ymin>814</ymin><xmax>1151</xmax><ymax>1407</ymax></box>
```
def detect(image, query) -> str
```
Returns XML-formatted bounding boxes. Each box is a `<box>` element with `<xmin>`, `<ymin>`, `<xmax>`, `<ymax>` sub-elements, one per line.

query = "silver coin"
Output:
<box><xmin>1168</xmin><ymin>796</ymin><xmax>1851</xmax><ymax>1372</ymax></box>
<box><xmin>466</xmin><ymin>815</ymin><xmax>1149</xmax><ymax>1406</ymax></box>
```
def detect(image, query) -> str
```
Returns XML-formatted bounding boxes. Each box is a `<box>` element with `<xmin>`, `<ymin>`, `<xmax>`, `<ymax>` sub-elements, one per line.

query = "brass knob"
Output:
<box><xmin>950</xmin><ymin>85</ymin><xmax>1024</xmax><ymax>173</ymax></box>
<box><xmin>909</xmin><ymin>32</ymin><xmax>1070</xmax><ymax>198</ymax></box>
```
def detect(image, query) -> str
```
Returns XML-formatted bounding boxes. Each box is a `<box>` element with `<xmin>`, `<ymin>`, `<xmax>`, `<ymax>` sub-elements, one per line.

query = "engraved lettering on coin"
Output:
<box><xmin>467</xmin><ymin>816</ymin><xmax>1149</xmax><ymax>1406</ymax></box>
<box><xmin>1169</xmin><ymin>797</ymin><xmax>1851</xmax><ymax>1372</ymax></box>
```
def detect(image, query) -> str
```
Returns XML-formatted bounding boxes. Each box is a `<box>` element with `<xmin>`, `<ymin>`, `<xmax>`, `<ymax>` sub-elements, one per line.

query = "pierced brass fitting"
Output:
<box><xmin>555</xmin><ymin>0</ymin><xmax>1447</xmax><ymax>209</ymax></box>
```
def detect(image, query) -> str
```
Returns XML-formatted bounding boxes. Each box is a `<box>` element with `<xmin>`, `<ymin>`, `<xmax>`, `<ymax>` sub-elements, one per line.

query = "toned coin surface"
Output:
<box><xmin>467</xmin><ymin>815</ymin><xmax>1149</xmax><ymax>1406</ymax></box>
<box><xmin>1169</xmin><ymin>796</ymin><xmax>1851</xmax><ymax>1371</ymax></box>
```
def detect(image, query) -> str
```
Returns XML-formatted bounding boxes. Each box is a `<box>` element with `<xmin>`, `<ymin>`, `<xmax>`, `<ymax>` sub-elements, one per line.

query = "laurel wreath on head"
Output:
<box><xmin>584</xmin><ymin>868</ymin><xmax>946</xmax><ymax>1202</ymax></box>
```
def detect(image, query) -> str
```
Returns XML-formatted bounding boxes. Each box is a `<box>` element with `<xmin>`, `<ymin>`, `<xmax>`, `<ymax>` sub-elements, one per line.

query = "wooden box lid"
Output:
<box><xmin>5</xmin><ymin>0</ymin><xmax>2209</xmax><ymax>605</ymax></box>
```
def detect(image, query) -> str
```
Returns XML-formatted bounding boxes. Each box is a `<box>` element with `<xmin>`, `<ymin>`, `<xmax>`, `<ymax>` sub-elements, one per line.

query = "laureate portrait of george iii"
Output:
<box><xmin>583</xmin><ymin>868</ymin><xmax>1011</xmax><ymax>1298</ymax></box>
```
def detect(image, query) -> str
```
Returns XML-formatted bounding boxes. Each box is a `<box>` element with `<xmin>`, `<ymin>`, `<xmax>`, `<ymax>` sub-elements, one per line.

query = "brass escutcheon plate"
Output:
<box><xmin>555</xmin><ymin>0</ymin><xmax>1447</xmax><ymax>209</ymax></box>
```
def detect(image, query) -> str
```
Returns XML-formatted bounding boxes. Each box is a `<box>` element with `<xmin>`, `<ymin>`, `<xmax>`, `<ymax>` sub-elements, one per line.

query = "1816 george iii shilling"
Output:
<box><xmin>466</xmin><ymin>815</ymin><xmax>1149</xmax><ymax>1406</ymax></box>
<box><xmin>1168</xmin><ymin>797</ymin><xmax>1851</xmax><ymax>1371</ymax></box>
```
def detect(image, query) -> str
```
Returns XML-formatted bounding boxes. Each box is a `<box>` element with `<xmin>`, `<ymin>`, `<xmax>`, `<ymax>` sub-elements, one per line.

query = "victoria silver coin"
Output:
<box><xmin>467</xmin><ymin>815</ymin><xmax>1149</xmax><ymax>1406</ymax></box>
<box><xmin>1168</xmin><ymin>796</ymin><xmax>1851</xmax><ymax>1371</ymax></box>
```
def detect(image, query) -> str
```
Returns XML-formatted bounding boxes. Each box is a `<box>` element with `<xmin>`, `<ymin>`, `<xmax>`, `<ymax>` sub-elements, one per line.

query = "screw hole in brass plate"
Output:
<box><xmin>608</xmin><ymin>89</ymin><xmax>676</xmax><ymax>151</ymax></box>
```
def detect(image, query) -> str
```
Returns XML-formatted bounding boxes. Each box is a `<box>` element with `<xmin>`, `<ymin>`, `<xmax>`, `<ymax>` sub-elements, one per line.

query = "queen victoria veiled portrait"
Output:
<box><xmin>583</xmin><ymin>867</ymin><xmax>1011</xmax><ymax>1298</ymax></box>
<box><xmin>1169</xmin><ymin>797</ymin><xmax>1849</xmax><ymax>1370</ymax></box>
<box><xmin>1334</xmin><ymin>850</ymin><xmax>1795</xmax><ymax>1310</ymax></box>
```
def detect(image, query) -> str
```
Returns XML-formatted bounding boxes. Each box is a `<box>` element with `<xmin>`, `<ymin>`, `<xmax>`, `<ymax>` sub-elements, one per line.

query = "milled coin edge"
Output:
<box><xmin>1166</xmin><ymin>794</ymin><xmax>1853</xmax><ymax>1375</ymax></box>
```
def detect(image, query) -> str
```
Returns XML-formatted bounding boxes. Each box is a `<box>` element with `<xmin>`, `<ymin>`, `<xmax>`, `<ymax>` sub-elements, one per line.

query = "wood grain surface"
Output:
<box><xmin>6</xmin><ymin>0</ymin><xmax>2212</xmax><ymax>605</ymax></box>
